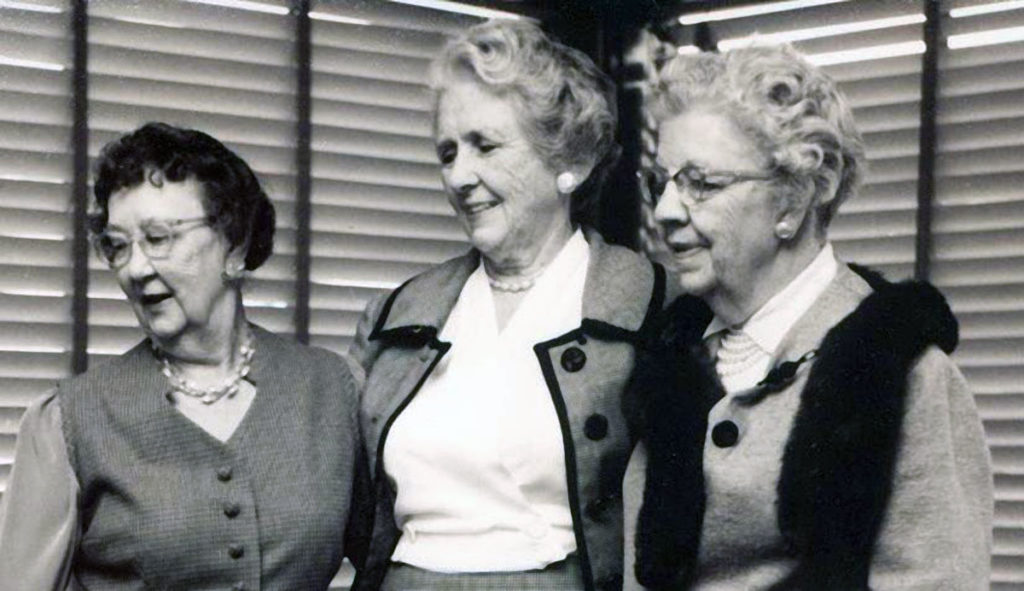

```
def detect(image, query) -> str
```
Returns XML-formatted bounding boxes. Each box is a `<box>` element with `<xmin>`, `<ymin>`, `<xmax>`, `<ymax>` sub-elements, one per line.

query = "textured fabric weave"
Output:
<box><xmin>59</xmin><ymin>325</ymin><xmax>364</xmax><ymax>590</ymax></box>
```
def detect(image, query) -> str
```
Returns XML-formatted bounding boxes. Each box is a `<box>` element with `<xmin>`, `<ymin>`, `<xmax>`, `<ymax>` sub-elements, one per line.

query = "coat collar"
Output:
<box><xmin>771</xmin><ymin>265</ymin><xmax>872</xmax><ymax>367</ymax></box>
<box><xmin>371</xmin><ymin>228</ymin><xmax>660</xmax><ymax>344</ymax></box>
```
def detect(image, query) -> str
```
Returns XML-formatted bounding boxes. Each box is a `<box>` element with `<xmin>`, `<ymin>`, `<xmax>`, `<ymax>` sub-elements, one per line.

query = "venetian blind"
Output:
<box><xmin>308</xmin><ymin>0</ymin><xmax>480</xmax><ymax>355</ymax></box>
<box><xmin>0</xmin><ymin>0</ymin><xmax>72</xmax><ymax>501</ymax></box>
<box><xmin>936</xmin><ymin>2</ymin><xmax>1024</xmax><ymax>588</ymax></box>
<box><xmin>85</xmin><ymin>0</ymin><xmax>299</xmax><ymax>365</ymax></box>
<box><xmin>696</xmin><ymin>0</ymin><xmax>926</xmax><ymax>280</ymax></box>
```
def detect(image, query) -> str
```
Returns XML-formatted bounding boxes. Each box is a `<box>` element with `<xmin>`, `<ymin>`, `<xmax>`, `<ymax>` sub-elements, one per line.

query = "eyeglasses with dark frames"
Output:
<box><xmin>92</xmin><ymin>216</ymin><xmax>212</xmax><ymax>269</ymax></box>
<box><xmin>637</xmin><ymin>161</ymin><xmax>776</xmax><ymax>206</ymax></box>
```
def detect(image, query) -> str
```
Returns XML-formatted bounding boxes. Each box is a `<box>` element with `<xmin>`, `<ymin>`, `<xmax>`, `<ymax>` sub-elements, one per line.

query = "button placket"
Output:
<box><xmin>223</xmin><ymin>502</ymin><xmax>241</xmax><ymax>518</ymax></box>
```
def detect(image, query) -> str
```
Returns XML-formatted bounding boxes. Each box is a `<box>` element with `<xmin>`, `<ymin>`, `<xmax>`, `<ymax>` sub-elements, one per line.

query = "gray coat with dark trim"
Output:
<box><xmin>348</xmin><ymin>231</ymin><xmax>664</xmax><ymax>591</ymax></box>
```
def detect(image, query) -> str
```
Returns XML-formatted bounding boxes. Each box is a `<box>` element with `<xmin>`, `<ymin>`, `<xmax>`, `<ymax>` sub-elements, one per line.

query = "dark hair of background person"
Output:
<box><xmin>90</xmin><ymin>122</ymin><xmax>276</xmax><ymax>271</ymax></box>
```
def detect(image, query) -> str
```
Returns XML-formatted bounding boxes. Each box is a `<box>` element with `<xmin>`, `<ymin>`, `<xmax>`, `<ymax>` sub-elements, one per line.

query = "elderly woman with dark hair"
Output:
<box><xmin>0</xmin><ymin>122</ymin><xmax>367</xmax><ymax>590</ymax></box>
<box><xmin>622</xmin><ymin>45</ymin><xmax>993</xmax><ymax>590</ymax></box>
<box><xmin>349</xmin><ymin>20</ymin><xmax>663</xmax><ymax>591</ymax></box>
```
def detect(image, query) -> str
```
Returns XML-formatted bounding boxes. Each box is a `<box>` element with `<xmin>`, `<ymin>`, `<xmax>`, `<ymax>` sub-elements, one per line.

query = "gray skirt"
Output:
<box><xmin>380</xmin><ymin>554</ymin><xmax>583</xmax><ymax>591</ymax></box>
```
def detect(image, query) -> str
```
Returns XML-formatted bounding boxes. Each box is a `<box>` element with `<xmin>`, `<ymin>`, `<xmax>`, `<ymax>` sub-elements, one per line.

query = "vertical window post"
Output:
<box><xmin>293</xmin><ymin>0</ymin><xmax>313</xmax><ymax>344</ymax></box>
<box><xmin>70</xmin><ymin>0</ymin><xmax>89</xmax><ymax>374</ymax></box>
<box><xmin>915</xmin><ymin>0</ymin><xmax>941</xmax><ymax>281</ymax></box>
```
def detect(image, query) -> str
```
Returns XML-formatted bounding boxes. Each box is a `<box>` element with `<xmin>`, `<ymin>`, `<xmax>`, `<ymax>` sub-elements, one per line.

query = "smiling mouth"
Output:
<box><xmin>462</xmin><ymin>201</ymin><xmax>500</xmax><ymax>215</ymax></box>
<box><xmin>139</xmin><ymin>293</ymin><xmax>172</xmax><ymax>306</ymax></box>
<box><xmin>664</xmin><ymin>239</ymin><xmax>708</xmax><ymax>261</ymax></box>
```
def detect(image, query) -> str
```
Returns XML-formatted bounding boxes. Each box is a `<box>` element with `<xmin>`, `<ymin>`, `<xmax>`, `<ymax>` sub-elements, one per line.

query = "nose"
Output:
<box><xmin>123</xmin><ymin>240</ymin><xmax>157</xmax><ymax>282</ymax></box>
<box><xmin>445</xmin><ymin>153</ymin><xmax>479</xmax><ymax>197</ymax></box>
<box><xmin>652</xmin><ymin>184</ymin><xmax>691</xmax><ymax>227</ymax></box>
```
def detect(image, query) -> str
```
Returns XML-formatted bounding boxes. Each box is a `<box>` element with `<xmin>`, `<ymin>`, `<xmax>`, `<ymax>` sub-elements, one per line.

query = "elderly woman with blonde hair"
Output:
<box><xmin>623</xmin><ymin>44</ymin><xmax>993</xmax><ymax>590</ymax></box>
<box><xmin>350</xmin><ymin>19</ymin><xmax>663</xmax><ymax>591</ymax></box>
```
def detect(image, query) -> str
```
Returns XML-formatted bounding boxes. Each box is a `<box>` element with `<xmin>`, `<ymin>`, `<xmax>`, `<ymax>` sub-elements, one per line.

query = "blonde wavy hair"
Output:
<box><xmin>651</xmin><ymin>44</ymin><xmax>866</xmax><ymax>234</ymax></box>
<box><xmin>430</xmin><ymin>20</ymin><xmax>618</xmax><ymax>225</ymax></box>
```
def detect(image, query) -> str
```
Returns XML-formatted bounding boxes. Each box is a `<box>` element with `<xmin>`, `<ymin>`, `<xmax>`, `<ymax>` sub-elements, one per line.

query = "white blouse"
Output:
<box><xmin>704</xmin><ymin>243</ymin><xmax>838</xmax><ymax>393</ymax></box>
<box><xmin>384</xmin><ymin>230</ymin><xmax>589</xmax><ymax>573</ymax></box>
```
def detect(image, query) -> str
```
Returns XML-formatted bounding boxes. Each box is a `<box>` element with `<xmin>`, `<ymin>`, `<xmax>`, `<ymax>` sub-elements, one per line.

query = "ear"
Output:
<box><xmin>224</xmin><ymin>241</ymin><xmax>249</xmax><ymax>279</ymax></box>
<box><xmin>773</xmin><ymin>178</ymin><xmax>820</xmax><ymax>241</ymax></box>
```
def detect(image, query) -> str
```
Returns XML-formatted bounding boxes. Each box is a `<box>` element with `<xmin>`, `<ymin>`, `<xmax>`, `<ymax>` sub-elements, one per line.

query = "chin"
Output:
<box><xmin>466</xmin><ymin>225</ymin><xmax>508</xmax><ymax>258</ymax></box>
<box><xmin>675</xmin><ymin>268</ymin><xmax>716</xmax><ymax>299</ymax></box>
<box><xmin>135</xmin><ymin>309</ymin><xmax>186</xmax><ymax>343</ymax></box>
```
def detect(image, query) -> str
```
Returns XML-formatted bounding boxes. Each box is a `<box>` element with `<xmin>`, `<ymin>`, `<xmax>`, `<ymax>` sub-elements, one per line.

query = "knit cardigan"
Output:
<box><xmin>623</xmin><ymin>265</ymin><xmax>993</xmax><ymax>590</ymax></box>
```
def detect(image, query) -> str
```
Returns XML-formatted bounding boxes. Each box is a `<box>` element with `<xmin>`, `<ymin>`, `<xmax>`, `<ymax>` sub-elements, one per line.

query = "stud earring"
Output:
<box><xmin>775</xmin><ymin>223</ymin><xmax>795</xmax><ymax>240</ymax></box>
<box><xmin>222</xmin><ymin>262</ymin><xmax>244</xmax><ymax>282</ymax></box>
<box><xmin>556</xmin><ymin>171</ymin><xmax>577</xmax><ymax>194</ymax></box>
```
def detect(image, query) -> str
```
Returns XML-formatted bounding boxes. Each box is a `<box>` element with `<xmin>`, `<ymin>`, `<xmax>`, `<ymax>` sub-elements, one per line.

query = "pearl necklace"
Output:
<box><xmin>487</xmin><ymin>275</ymin><xmax>538</xmax><ymax>292</ymax></box>
<box><xmin>485</xmin><ymin>263</ymin><xmax>548</xmax><ymax>293</ymax></box>
<box><xmin>154</xmin><ymin>327</ymin><xmax>255</xmax><ymax>405</ymax></box>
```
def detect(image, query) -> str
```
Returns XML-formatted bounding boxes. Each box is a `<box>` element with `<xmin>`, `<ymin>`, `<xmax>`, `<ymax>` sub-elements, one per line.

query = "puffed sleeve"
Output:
<box><xmin>0</xmin><ymin>390</ymin><xmax>79</xmax><ymax>591</ymax></box>
<box><xmin>869</xmin><ymin>347</ymin><xmax>994</xmax><ymax>590</ymax></box>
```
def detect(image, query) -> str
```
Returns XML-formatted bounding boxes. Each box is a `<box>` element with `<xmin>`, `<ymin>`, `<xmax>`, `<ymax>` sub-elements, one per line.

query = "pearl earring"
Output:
<box><xmin>222</xmin><ymin>262</ymin><xmax>244</xmax><ymax>282</ymax></box>
<box><xmin>556</xmin><ymin>171</ymin><xmax>577</xmax><ymax>194</ymax></box>
<box><xmin>775</xmin><ymin>223</ymin><xmax>794</xmax><ymax>240</ymax></box>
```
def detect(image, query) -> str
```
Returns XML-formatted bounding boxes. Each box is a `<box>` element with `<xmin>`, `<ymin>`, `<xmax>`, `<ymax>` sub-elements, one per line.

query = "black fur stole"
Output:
<box><xmin>628</xmin><ymin>265</ymin><xmax>958</xmax><ymax>590</ymax></box>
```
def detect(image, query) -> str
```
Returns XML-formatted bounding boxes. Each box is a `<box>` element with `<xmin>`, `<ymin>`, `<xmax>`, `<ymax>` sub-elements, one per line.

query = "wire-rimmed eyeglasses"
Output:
<box><xmin>637</xmin><ymin>161</ymin><xmax>776</xmax><ymax>206</ymax></box>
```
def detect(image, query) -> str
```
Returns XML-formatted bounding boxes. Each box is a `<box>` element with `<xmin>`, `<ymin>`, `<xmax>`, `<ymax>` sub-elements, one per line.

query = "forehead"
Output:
<box><xmin>107</xmin><ymin>177</ymin><xmax>207</xmax><ymax>227</ymax></box>
<box><xmin>656</xmin><ymin>106</ymin><xmax>766</xmax><ymax>170</ymax></box>
<box><xmin>435</xmin><ymin>80</ymin><xmax>524</xmax><ymax>139</ymax></box>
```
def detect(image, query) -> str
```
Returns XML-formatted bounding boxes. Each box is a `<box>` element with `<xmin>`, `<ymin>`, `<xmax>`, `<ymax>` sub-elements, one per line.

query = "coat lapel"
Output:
<box><xmin>770</xmin><ymin>266</ymin><xmax>871</xmax><ymax>368</ymax></box>
<box><xmin>580</xmin><ymin>228</ymin><xmax>663</xmax><ymax>338</ymax></box>
<box><xmin>372</xmin><ymin>250</ymin><xmax>479</xmax><ymax>340</ymax></box>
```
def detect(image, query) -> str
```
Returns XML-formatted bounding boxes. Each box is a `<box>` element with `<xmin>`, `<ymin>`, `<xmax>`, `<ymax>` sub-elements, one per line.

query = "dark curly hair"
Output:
<box><xmin>91</xmin><ymin>122</ymin><xmax>276</xmax><ymax>271</ymax></box>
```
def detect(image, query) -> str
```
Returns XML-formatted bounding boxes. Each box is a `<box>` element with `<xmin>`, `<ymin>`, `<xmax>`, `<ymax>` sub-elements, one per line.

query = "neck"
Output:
<box><xmin>708</xmin><ymin>237</ymin><xmax>824</xmax><ymax>326</ymax></box>
<box><xmin>154</xmin><ymin>293</ymin><xmax>246</xmax><ymax>371</ymax></box>
<box><xmin>483</xmin><ymin>216</ymin><xmax>575</xmax><ymax>282</ymax></box>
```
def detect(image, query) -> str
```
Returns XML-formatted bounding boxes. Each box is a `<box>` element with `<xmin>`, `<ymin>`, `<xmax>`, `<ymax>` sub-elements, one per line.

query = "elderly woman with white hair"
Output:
<box><xmin>349</xmin><ymin>20</ymin><xmax>663</xmax><ymax>591</ymax></box>
<box><xmin>623</xmin><ymin>45</ymin><xmax>993</xmax><ymax>590</ymax></box>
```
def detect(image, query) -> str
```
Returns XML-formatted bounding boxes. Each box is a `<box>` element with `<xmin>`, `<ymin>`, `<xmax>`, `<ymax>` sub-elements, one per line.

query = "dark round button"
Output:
<box><xmin>560</xmin><ymin>347</ymin><xmax>586</xmax><ymax>372</ymax></box>
<box><xmin>584</xmin><ymin>414</ymin><xmax>608</xmax><ymax>441</ymax></box>
<box><xmin>584</xmin><ymin>498</ymin><xmax>606</xmax><ymax>520</ymax></box>
<box><xmin>217</xmin><ymin>466</ymin><xmax>233</xmax><ymax>482</ymax></box>
<box><xmin>228</xmin><ymin>543</ymin><xmax>244</xmax><ymax>559</ymax></box>
<box><xmin>711</xmin><ymin>420</ymin><xmax>740</xmax><ymax>448</ymax></box>
<box><xmin>223</xmin><ymin>502</ymin><xmax>241</xmax><ymax>518</ymax></box>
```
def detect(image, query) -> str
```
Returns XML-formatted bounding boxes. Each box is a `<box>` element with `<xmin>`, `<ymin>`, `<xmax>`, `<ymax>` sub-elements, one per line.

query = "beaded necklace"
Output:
<box><xmin>154</xmin><ymin>326</ymin><xmax>255</xmax><ymax>405</ymax></box>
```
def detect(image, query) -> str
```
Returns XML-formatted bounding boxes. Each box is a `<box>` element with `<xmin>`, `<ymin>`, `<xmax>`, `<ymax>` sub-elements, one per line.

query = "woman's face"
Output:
<box><xmin>653</xmin><ymin>106</ymin><xmax>782</xmax><ymax>311</ymax></box>
<box><xmin>106</xmin><ymin>177</ymin><xmax>235</xmax><ymax>344</ymax></box>
<box><xmin>434</xmin><ymin>80</ymin><xmax>566</xmax><ymax>262</ymax></box>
